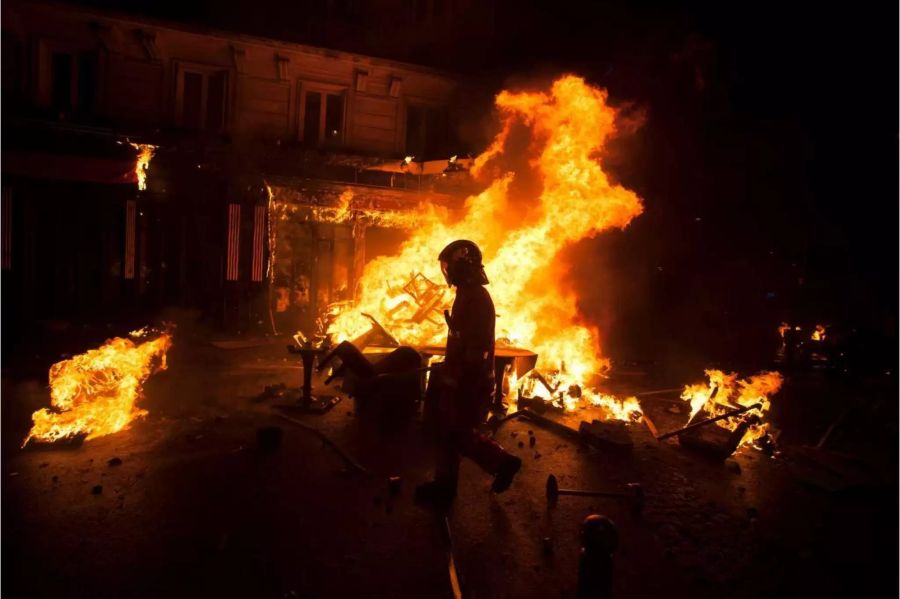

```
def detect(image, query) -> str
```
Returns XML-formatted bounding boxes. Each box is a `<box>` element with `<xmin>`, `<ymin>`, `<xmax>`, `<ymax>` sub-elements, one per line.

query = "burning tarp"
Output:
<box><xmin>326</xmin><ymin>75</ymin><xmax>644</xmax><ymax>418</ymax></box>
<box><xmin>22</xmin><ymin>327</ymin><xmax>172</xmax><ymax>446</ymax></box>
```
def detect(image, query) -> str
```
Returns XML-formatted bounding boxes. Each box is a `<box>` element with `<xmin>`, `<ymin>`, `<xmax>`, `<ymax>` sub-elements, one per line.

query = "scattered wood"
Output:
<box><xmin>656</xmin><ymin>403</ymin><xmax>761</xmax><ymax>441</ymax></box>
<box><xmin>677</xmin><ymin>422</ymin><xmax>748</xmax><ymax>461</ymax></box>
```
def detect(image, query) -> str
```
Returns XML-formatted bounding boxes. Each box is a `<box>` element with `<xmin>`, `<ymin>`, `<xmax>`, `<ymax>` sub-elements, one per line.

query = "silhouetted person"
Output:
<box><xmin>415</xmin><ymin>240</ymin><xmax>521</xmax><ymax>507</ymax></box>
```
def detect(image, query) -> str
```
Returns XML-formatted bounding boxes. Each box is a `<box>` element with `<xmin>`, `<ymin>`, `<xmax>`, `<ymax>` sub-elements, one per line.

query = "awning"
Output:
<box><xmin>363</xmin><ymin>156</ymin><xmax>473</xmax><ymax>175</ymax></box>
<box><xmin>2</xmin><ymin>150</ymin><xmax>137</xmax><ymax>186</ymax></box>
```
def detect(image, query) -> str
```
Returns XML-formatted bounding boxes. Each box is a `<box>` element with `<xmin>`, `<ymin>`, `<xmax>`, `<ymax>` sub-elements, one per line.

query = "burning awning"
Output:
<box><xmin>362</xmin><ymin>156</ymin><xmax>474</xmax><ymax>176</ymax></box>
<box><xmin>266</xmin><ymin>177</ymin><xmax>464</xmax><ymax>226</ymax></box>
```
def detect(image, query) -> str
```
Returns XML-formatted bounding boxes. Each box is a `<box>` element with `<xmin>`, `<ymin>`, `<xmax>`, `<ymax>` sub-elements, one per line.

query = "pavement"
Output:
<box><xmin>2</xmin><ymin>328</ymin><xmax>897</xmax><ymax>598</ymax></box>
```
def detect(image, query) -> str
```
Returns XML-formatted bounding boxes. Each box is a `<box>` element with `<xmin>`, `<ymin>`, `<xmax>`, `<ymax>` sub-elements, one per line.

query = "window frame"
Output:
<box><xmin>35</xmin><ymin>38</ymin><xmax>102</xmax><ymax>115</ymax></box>
<box><xmin>174</xmin><ymin>61</ymin><xmax>231</xmax><ymax>133</ymax></box>
<box><xmin>403</xmin><ymin>99</ymin><xmax>450</xmax><ymax>159</ymax></box>
<box><xmin>297</xmin><ymin>81</ymin><xmax>347</xmax><ymax>146</ymax></box>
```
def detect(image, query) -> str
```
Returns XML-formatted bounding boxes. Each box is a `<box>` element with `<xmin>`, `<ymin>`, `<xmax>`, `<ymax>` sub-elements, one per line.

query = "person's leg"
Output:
<box><xmin>459</xmin><ymin>431</ymin><xmax>521</xmax><ymax>493</ymax></box>
<box><xmin>417</xmin><ymin>381</ymin><xmax>462</xmax><ymax>507</ymax></box>
<box><xmin>435</xmin><ymin>431</ymin><xmax>462</xmax><ymax>491</ymax></box>
<box><xmin>452</xmin><ymin>384</ymin><xmax>522</xmax><ymax>493</ymax></box>
<box><xmin>458</xmin><ymin>431</ymin><xmax>506</xmax><ymax>473</ymax></box>
<box><xmin>415</xmin><ymin>428</ymin><xmax>460</xmax><ymax>507</ymax></box>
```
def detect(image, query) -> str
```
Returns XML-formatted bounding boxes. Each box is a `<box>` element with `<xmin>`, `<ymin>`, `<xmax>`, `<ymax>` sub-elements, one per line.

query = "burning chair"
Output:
<box><xmin>319</xmin><ymin>340</ymin><xmax>425</xmax><ymax>425</ymax></box>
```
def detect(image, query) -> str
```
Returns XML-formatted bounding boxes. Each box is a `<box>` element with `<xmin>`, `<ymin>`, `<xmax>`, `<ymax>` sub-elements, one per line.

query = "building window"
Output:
<box><xmin>301</xmin><ymin>89</ymin><xmax>345</xmax><ymax>147</ymax></box>
<box><xmin>176</xmin><ymin>66</ymin><xmax>228</xmax><ymax>132</ymax></box>
<box><xmin>49</xmin><ymin>50</ymin><xmax>99</xmax><ymax>116</ymax></box>
<box><xmin>405</xmin><ymin>104</ymin><xmax>449</xmax><ymax>160</ymax></box>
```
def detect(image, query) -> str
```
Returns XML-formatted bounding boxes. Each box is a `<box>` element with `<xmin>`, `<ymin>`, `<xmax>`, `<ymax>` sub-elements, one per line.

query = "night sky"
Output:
<box><xmin>58</xmin><ymin>0</ymin><xmax>899</xmax><ymax>365</ymax></box>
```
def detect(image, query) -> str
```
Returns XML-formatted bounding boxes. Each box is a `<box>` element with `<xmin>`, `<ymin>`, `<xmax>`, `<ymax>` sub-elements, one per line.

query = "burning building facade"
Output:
<box><xmin>1</xmin><ymin>0</ymin><xmax>471</xmax><ymax>341</ymax></box>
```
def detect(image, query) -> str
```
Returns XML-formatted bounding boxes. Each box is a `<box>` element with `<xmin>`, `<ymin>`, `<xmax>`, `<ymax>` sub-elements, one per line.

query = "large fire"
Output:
<box><xmin>22</xmin><ymin>329</ymin><xmax>172</xmax><ymax>446</ymax></box>
<box><xmin>680</xmin><ymin>370</ymin><xmax>783</xmax><ymax>448</ymax></box>
<box><xmin>328</xmin><ymin>75</ymin><xmax>644</xmax><ymax>417</ymax></box>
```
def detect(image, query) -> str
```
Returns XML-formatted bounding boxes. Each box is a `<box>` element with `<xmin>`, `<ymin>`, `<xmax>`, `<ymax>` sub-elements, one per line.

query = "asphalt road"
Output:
<box><xmin>3</xmin><ymin>333</ymin><xmax>896</xmax><ymax>598</ymax></box>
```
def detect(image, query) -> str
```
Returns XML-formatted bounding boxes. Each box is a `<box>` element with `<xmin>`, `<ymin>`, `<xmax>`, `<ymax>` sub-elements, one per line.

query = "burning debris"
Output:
<box><xmin>22</xmin><ymin>327</ymin><xmax>172</xmax><ymax>446</ymax></box>
<box><xmin>677</xmin><ymin>370</ymin><xmax>783</xmax><ymax>449</ymax></box>
<box><xmin>324</xmin><ymin>75</ymin><xmax>643</xmax><ymax>418</ymax></box>
<box><xmin>127</xmin><ymin>142</ymin><xmax>157</xmax><ymax>192</ymax></box>
<box><xmin>811</xmin><ymin>324</ymin><xmax>827</xmax><ymax>342</ymax></box>
<box><xmin>515</xmin><ymin>370</ymin><xmax>642</xmax><ymax>420</ymax></box>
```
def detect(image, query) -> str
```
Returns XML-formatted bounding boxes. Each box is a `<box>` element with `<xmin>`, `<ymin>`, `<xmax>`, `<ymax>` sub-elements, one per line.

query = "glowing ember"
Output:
<box><xmin>811</xmin><ymin>324</ymin><xmax>826</xmax><ymax>341</ymax></box>
<box><xmin>680</xmin><ymin>370</ymin><xmax>783</xmax><ymax>448</ymax></box>
<box><xmin>22</xmin><ymin>329</ymin><xmax>172</xmax><ymax>446</ymax></box>
<box><xmin>777</xmin><ymin>322</ymin><xmax>790</xmax><ymax>338</ymax></box>
<box><xmin>129</xmin><ymin>143</ymin><xmax>157</xmax><ymax>191</ymax></box>
<box><xmin>328</xmin><ymin>75</ymin><xmax>643</xmax><ymax>418</ymax></box>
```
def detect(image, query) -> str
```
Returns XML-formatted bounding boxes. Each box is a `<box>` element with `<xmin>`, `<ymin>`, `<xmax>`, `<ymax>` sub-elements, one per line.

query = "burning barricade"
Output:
<box><xmin>316</xmin><ymin>75</ymin><xmax>645</xmax><ymax>422</ymax></box>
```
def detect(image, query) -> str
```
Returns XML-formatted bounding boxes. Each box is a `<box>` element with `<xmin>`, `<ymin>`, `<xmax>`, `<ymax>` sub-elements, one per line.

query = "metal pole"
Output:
<box><xmin>656</xmin><ymin>402</ymin><xmax>762</xmax><ymax>441</ymax></box>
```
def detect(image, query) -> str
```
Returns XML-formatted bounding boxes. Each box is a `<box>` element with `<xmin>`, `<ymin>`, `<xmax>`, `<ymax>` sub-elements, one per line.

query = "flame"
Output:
<box><xmin>679</xmin><ymin>370</ymin><xmax>783</xmax><ymax>448</ymax></box>
<box><xmin>22</xmin><ymin>330</ymin><xmax>172</xmax><ymax>446</ymax></box>
<box><xmin>271</xmin><ymin>187</ymin><xmax>433</xmax><ymax>229</ymax></box>
<box><xmin>777</xmin><ymin>322</ymin><xmax>790</xmax><ymax>338</ymax></box>
<box><xmin>129</xmin><ymin>143</ymin><xmax>157</xmax><ymax>192</ymax></box>
<box><xmin>811</xmin><ymin>324</ymin><xmax>826</xmax><ymax>341</ymax></box>
<box><xmin>326</xmin><ymin>76</ymin><xmax>642</xmax><ymax>417</ymax></box>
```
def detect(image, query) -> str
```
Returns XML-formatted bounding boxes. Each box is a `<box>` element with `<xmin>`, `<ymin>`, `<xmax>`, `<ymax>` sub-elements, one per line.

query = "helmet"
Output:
<box><xmin>438</xmin><ymin>240</ymin><xmax>488</xmax><ymax>286</ymax></box>
<box><xmin>580</xmin><ymin>514</ymin><xmax>618</xmax><ymax>554</ymax></box>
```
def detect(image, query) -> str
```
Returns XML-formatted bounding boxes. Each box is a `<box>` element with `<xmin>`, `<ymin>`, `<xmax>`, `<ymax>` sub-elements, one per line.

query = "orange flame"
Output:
<box><xmin>271</xmin><ymin>187</ymin><xmax>433</xmax><ymax>229</ymax></box>
<box><xmin>129</xmin><ymin>143</ymin><xmax>156</xmax><ymax>192</ymax></box>
<box><xmin>680</xmin><ymin>370</ymin><xmax>783</xmax><ymax>448</ymax></box>
<box><xmin>22</xmin><ymin>330</ymin><xmax>172</xmax><ymax>446</ymax></box>
<box><xmin>328</xmin><ymin>76</ymin><xmax>643</xmax><ymax>416</ymax></box>
<box><xmin>811</xmin><ymin>324</ymin><xmax>826</xmax><ymax>341</ymax></box>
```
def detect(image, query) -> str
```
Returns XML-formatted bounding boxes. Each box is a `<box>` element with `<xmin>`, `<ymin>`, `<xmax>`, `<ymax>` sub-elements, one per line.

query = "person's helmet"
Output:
<box><xmin>438</xmin><ymin>239</ymin><xmax>489</xmax><ymax>287</ymax></box>
<box><xmin>580</xmin><ymin>514</ymin><xmax>618</xmax><ymax>554</ymax></box>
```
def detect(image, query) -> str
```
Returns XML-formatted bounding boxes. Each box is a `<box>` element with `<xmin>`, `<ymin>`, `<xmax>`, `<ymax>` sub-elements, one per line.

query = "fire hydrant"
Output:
<box><xmin>577</xmin><ymin>514</ymin><xmax>617</xmax><ymax>599</ymax></box>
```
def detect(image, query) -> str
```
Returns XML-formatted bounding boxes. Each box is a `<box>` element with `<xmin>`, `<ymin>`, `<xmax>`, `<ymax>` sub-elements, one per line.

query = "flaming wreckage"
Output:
<box><xmin>266</xmin><ymin>76</ymin><xmax>783</xmax><ymax>461</ymax></box>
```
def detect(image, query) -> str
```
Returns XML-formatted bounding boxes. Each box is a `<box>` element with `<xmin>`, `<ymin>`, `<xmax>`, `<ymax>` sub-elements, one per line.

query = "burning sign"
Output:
<box><xmin>22</xmin><ymin>328</ymin><xmax>172</xmax><ymax>446</ymax></box>
<box><xmin>328</xmin><ymin>75</ymin><xmax>644</xmax><ymax>416</ymax></box>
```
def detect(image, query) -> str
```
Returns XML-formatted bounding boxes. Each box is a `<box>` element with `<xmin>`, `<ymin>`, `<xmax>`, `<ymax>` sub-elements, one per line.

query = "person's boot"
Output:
<box><xmin>414</xmin><ymin>479</ymin><xmax>457</xmax><ymax>509</ymax></box>
<box><xmin>490</xmin><ymin>454</ymin><xmax>522</xmax><ymax>493</ymax></box>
